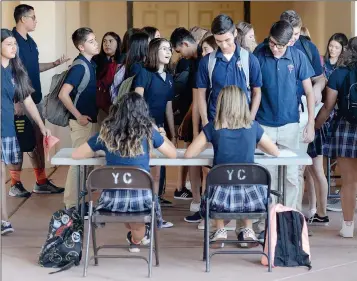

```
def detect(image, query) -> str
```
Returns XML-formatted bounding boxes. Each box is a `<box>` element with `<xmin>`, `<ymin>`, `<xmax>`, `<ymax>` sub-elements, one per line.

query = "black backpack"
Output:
<box><xmin>38</xmin><ymin>209</ymin><xmax>84</xmax><ymax>274</ymax></box>
<box><xmin>274</xmin><ymin>211</ymin><xmax>312</xmax><ymax>269</ymax></box>
<box><xmin>173</xmin><ymin>59</ymin><xmax>192</xmax><ymax>126</ymax></box>
<box><xmin>338</xmin><ymin>67</ymin><xmax>357</xmax><ymax>124</ymax></box>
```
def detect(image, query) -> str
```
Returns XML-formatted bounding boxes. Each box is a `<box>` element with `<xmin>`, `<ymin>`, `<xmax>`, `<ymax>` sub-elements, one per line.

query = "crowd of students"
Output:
<box><xmin>2</xmin><ymin>4</ymin><xmax>357</xmax><ymax>251</ymax></box>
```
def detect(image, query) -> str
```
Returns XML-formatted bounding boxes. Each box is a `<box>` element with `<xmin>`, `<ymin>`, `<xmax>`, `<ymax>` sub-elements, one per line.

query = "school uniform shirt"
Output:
<box><xmin>134</xmin><ymin>67</ymin><xmax>174</xmax><ymax>126</ymax></box>
<box><xmin>87</xmin><ymin>129</ymin><xmax>164</xmax><ymax>172</ymax></box>
<box><xmin>129</xmin><ymin>62</ymin><xmax>144</xmax><ymax>78</ymax></box>
<box><xmin>64</xmin><ymin>54</ymin><xmax>98</xmax><ymax>123</ymax></box>
<box><xmin>196</xmin><ymin>44</ymin><xmax>262</xmax><ymax>122</ymax></box>
<box><xmin>1</xmin><ymin>65</ymin><xmax>16</xmax><ymax>137</ymax></box>
<box><xmin>323</xmin><ymin>59</ymin><xmax>336</xmax><ymax>80</ymax></box>
<box><xmin>203</xmin><ymin>121</ymin><xmax>264</xmax><ymax>166</ymax></box>
<box><xmin>294</xmin><ymin>37</ymin><xmax>323</xmax><ymax>98</ymax></box>
<box><xmin>253</xmin><ymin>46</ymin><xmax>315</xmax><ymax>127</ymax></box>
<box><xmin>12</xmin><ymin>28</ymin><xmax>42</xmax><ymax>104</ymax></box>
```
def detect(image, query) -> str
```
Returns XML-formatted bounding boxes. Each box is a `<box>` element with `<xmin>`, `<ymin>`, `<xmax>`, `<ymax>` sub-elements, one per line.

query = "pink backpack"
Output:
<box><xmin>261</xmin><ymin>204</ymin><xmax>312</xmax><ymax>269</ymax></box>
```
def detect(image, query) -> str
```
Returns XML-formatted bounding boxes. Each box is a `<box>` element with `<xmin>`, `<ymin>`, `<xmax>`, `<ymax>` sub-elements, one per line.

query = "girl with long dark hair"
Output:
<box><xmin>93</xmin><ymin>32</ymin><xmax>122</xmax><ymax>117</ymax></box>
<box><xmin>315</xmin><ymin>37</ymin><xmax>357</xmax><ymax>238</ymax></box>
<box><xmin>73</xmin><ymin>92</ymin><xmax>176</xmax><ymax>252</ymax></box>
<box><xmin>1</xmin><ymin>29</ymin><xmax>50</xmax><ymax>235</ymax></box>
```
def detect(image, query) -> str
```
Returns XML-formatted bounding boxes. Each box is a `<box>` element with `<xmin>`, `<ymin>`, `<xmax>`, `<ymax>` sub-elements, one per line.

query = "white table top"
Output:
<box><xmin>51</xmin><ymin>148</ymin><xmax>312</xmax><ymax>166</ymax></box>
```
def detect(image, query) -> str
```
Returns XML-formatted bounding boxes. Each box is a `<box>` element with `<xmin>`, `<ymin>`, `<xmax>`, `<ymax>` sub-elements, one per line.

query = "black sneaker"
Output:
<box><xmin>184</xmin><ymin>211</ymin><xmax>202</xmax><ymax>223</ymax></box>
<box><xmin>258</xmin><ymin>231</ymin><xmax>265</xmax><ymax>244</ymax></box>
<box><xmin>9</xmin><ymin>182</ymin><xmax>31</xmax><ymax>198</ymax></box>
<box><xmin>33</xmin><ymin>180</ymin><xmax>65</xmax><ymax>194</ymax></box>
<box><xmin>159</xmin><ymin>197</ymin><xmax>173</xmax><ymax>207</ymax></box>
<box><xmin>307</xmin><ymin>214</ymin><xmax>330</xmax><ymax>226</ymax></box>
<box><xmin>126</xmin><ymin>225</ymin><xmax>150</xmax><ymax>253</ymax></box>
<box><xmin>1</xmin><ymin>220</ymin><xmax>14</xmax><ymax>235</ymax></box>
<box><xmin>174</xmin><ymin>187</ymin><xmax>193</xmax><ymax>200</ymax></box>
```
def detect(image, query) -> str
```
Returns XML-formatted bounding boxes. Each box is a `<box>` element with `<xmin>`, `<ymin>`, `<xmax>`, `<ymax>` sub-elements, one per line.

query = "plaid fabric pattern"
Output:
<box><xmin>96</xmin><ymin>189</ymin><xmax>163</xmax><ymax>228</ymax></box>
<box><xmin>1</xmin><ymin>136</ymin><xmax>22</xmax><ymax>165</ymax></box>
<box><xmin>323</xmin><ymin>118</ymin><xmax>357</xmax><ymax>158</ymax></box>
<box><xmin>200</xmin><ymin>184</ymin><xmax>268</xmax><ymax>218</ymax></box>
<box><xmin>307</xmin><ymin>112</ymin><xmax>334</xmax><ymax>158</ymax></box>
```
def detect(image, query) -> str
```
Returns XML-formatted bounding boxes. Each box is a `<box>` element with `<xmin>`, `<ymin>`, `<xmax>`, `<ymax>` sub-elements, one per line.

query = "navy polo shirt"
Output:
<box><xmin>1</xmin><ymin>65</ymin><xmax>16</xmax><ymax>137</ymax></box>
<box><xmin>134</xmin><ymin>67</ymin><xmax>174</xmax><ymax>126</ymax></box>
<box><xmin>87</xmin><ymin>129</ymin><xmax>164</xmax><ymax>172</ymax></box>
<box><xmin>196</xmin><ymin>44</ymin><xmax>262</xmax><ymax>122</ymax></box>
<box><xmin>254</xmin><ymin>46</ymin><xmax>314</xmax><ymax>127</ymax></box>
<box><xmin>327</xmin><ymin>67</ymin><xmax>349</xmax><ymax>94</ymax></box>
<box><xmin>12</xmin><ymin>28</ymin><xmax>42</xmax><ymax>104</ymax></box>
<box><xmin>64</xmin><ymin>54</ymin><xmax>98</xmax><ymax>123</ymax></box>
<box><xmin>203</xmin><ymin>121</ymin><xmax>264</xmax><ymax>166</ymax></box>
<box><xmin>294</xmin><ymin>37</ymin><xmax>322</xmax><ymax>97</ymax></box>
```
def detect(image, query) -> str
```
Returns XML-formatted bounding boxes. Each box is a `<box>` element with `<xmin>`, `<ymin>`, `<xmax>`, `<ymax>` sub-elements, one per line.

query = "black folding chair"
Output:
<box><xmin>83</xmin><ymin>166</ymin><xmax>159</xmax><ymax>278</ymax></box>
<box><xmin>203</xmin><ymin>163</ymin><xmax>280</xmax><ymax>273</ymax></box>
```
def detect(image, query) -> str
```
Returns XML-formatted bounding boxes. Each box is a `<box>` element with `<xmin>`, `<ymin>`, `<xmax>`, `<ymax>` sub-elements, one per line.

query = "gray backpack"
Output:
<box><xmin>43</xmin><ymin>59</ymin><xmax>90</xmax><ymax>127</ymax></box>
<box><xmin>113</xmin><ymin>75</ymin><xmax>136</xmax><ymax>104</ymax></box>
<box><xmin>207</xmin><ymin>47</ymin><xmax>250</xmax><ymax>102</ymax></box>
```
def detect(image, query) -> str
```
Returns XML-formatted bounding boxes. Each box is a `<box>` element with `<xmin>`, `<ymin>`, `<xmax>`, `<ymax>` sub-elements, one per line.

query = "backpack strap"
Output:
<box><xmin>70</xmin><ymin>59</ymin><xmax>91</xmax><ymax>107</ymax></box>
<box><xmin>299</xmin><ymin>36</ymin><xmax>313</xmax><ymax>64</ymax></box>
<box><xmin>239</xmin><ymin>47</ymin><xmax>250</xmax><ymax>90</ymax></box>
<box><xmin>208</xmin><ymin>50</ymin><xmax>217</xmax><ymax>89</ymax></box>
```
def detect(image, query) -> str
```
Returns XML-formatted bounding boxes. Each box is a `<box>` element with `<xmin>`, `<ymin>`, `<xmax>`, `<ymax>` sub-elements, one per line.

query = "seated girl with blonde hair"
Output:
<box><xmin>184</xmin><ymin>85</ymin><xmax>279</xmax><ymax>246</ymax></box>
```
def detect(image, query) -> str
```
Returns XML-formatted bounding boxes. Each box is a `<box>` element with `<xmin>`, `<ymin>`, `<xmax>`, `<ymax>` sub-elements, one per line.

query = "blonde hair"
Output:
<box><xmin>214</xmin><ymin>86</ymin><xmax>252</xmax><ymax>130</ymax></box>
<box><xmin>300</xmin><ymin>26</ymin><xmax>311</xmax><ymax>39</ymax></box>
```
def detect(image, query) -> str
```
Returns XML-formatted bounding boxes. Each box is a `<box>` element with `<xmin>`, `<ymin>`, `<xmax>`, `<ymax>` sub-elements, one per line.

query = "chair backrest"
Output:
<box><xmin>206</xmin><ymin>163</ymin><xmax>271</xmax><ymax>191</ymax></box>
<box><xmin>86</xmin><ymin>166</ymin><xmax>155</xmax><ymax>201</ymax></box>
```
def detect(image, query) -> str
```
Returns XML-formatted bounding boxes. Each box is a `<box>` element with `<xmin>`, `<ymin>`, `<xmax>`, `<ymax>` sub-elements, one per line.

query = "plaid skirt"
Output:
<box><xmin>1</xmin><ymin>136</ymin><xmax>22</xmax><ymax>165</ymax></box>
<box><xmin>323</xmin><ymin>118</ymin><xmax>357</xmax><ymax>159</ymax></box>
<box><xmin>200</xmin><ymin>184</ymin><xmax>268</xmax><ymax>218</ymax></box>
<box><xmin>96</xmin><ymin>189</ymin><xmax>163</xmax><ymax>228</ymax></box>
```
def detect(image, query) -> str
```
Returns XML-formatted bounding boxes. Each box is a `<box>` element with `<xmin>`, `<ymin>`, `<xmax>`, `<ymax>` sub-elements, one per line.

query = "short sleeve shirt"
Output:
<box><xmin>87</xmin><ymin>129</ymin><xmax>164</xmax><ymax>172</ymax></box>
<box><xmin>196</xmin><ymin>44</ymin><xmax>262</xmax><ymax>122</ymax></box>
<box><xmin>202</xmin><ymin>121</ymin><xmax>264</xmax><ymax>166</ymax></box>
<box><xmin>12</xmin><ymin>28</ymin><xmax>42</xmax><ymax>104</ymax></box>
<box><xmin>134</xmin><ymin>68</ymin><xmax>174</xmax><ymax>126</ymax></box>
<box><xmin>64</xmin><ymin>54</ymin><xmax>98</xmax><ymax>123</ymax></box>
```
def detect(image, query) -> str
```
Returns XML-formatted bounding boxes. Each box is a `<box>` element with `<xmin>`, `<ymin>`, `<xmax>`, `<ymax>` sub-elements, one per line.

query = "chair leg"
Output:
<box><xmin>148</xmin><ymin>205</ymin><xmax>155</xmax><ymax>277</ymax></box>
<box><xmin>205</xmin><ymin>199</ymin><xmax>210</xmax><ymax>272</ymax></box>
<box><xmin>83</xmin><ymin>201</ymin><xmax>93</xmax><ymax>277</ymax></box>
<box><xmin>267</xmin><ymin>214</ymin><xmax>272</xmax><ymax>272</ymax></box>
<box><xmin>91</xmin><ymin>221</ymin><xmax>98</xmax><ymax>266</ymax></box>
<box><xmin>154</xmin><ymin>222</ymin><xmax>160</xmax><ymax>267</ymax></box>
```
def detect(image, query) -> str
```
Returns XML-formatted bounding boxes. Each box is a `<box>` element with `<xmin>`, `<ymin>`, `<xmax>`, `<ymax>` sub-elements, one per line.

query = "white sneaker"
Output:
<box><xmin>190</xmin><ymin>201</ymin><xmax>200</xmax><ymax>212</ymax></box>
<box><xmin>209</xmin><ymin>228</ymin><xmax>227</xmax><ymax>242</ymax></box>
<box><xmin>162</xmin><ymin>221</ymin><xmax>174</xmax><ymax>228</ymax></box>
<box><xmin>339</xmin><ymin>221</ymin><xmax>354</xmax><ymax>238</ymax></box>
<box><xmin>237</xmin><ymin>228</ymin><xmax>258</xmax><ymax>248</ymax></box>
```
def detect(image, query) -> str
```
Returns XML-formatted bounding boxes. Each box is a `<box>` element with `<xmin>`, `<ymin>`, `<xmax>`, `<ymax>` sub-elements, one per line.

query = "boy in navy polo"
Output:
<box><xmin>253</xmin><ymin>21</ymin><xmax>315</xmax><ymax>209</ymax></box>
<box><xmin>279</xmin><ymin>10</ymin><xmax>326</xmax><ymax>211</ymax></box>
<box><xmin>170</xmin><ymin>27</ymin><xmax>203</xmax><ymax>216</ymax></box>
<box><xmin>196</xmin><ymin>14</ymin><xmax>262</xmax><ymax>127</ymax></box>
<box><xmin>10</xmin><ymin>4</ymin><xmax>69</xmax><ymax>197</ymax></box>
<box><xmin>58</xmin><ymin>27</ymin><xmax>99</xmax><ymax>209</ymax></box>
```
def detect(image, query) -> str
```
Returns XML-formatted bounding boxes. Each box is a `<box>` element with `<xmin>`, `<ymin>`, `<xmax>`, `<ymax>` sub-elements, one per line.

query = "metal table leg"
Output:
<box><xmin>282</xmin><ymin>166</ymin><xmax>287</xmax><ymax>206</ymax></box>
<box><xmin>277</xmin><ymin>166</ymin><xmax>282</xmax><ymax>204</ymax></box>
<box><xmin>81</xmin><ymin>166</ymin><xmax>87</xmax><ymax>218</ymax></box>
<box><xmin>76</xmin><ymin>166</ymin><xmax>81</xmax><ymax>210</ymax></box>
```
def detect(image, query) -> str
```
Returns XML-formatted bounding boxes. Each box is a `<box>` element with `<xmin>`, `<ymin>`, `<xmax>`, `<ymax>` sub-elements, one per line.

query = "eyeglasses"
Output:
<box><xmin>268</xmin><ymin>38</ymin><xmax>286</xmax><ymax>50</ymax></box>
<box><xmin>159</xmin><ymin>47</ymin><xmax>172</xmax><ymax>53</ymax></box>
<box><xmin>24</xmin><ymin>15</ymin><xmax>36</xmax><ymax>21</ymax></box>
